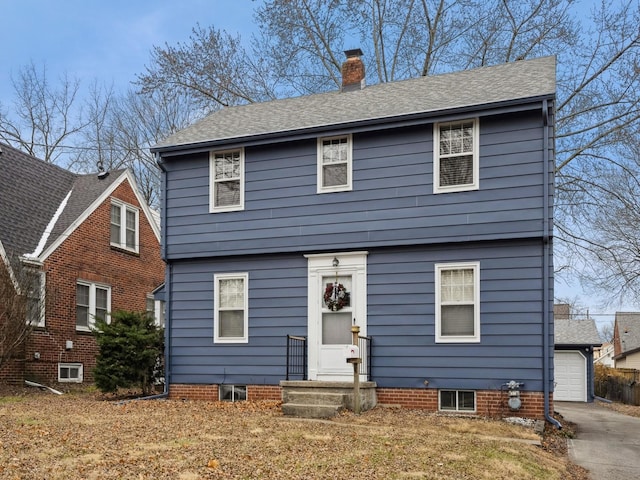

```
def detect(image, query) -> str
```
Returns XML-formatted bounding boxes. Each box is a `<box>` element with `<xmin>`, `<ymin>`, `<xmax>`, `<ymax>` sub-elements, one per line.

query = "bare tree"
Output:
<box><xmin>558</xmin><ymin>130</ymin><xmax>640</xmax><ymax>305</ymax></box>
<box><xmin>0</xmin><ymin>255</ymin><xmax>46</xmax><ymax>375</ymax></box>
<box><xmin>77</xmin><ymin>87</ymin><xmax>199</xmax><ymax>207</ymax></box>
<box><xmin>0</xmin><ymin>62</ymin><xmax>90</xmax><ymax>166</ymax></box>
<box><xmin>137</xmin><ymin>24</ymin><xmax>277</xmax><ymax>112</ymax></box>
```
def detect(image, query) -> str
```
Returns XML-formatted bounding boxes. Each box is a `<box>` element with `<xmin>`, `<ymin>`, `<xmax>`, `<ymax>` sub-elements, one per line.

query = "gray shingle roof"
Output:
<box><xmin>615</xmin><ymin>312</ymin><xmax>640</xmax><ymax>354</ymax></box>
<box><xmin>153</xmin><ymin>56</ymin><xmax>556</xmax><ymax>151</ymax></box>
<box><xmin>42</xmin><ymin>168</ymin><xmax>125</xmax><ymax>253</ymax></box>
<box><xmin>555</xmin><ymin>318</ymin><xmax>602</xmax><ymax>346</ymax></box>
<box><xmin>0</xmin><ymin>142</ymin><xmax>124</xmax><ymax>259</ymax></box>
<box><xmin>0</xmin><ymin>143</ymin><xmax>76</xmax><ymax>258</ymax></box>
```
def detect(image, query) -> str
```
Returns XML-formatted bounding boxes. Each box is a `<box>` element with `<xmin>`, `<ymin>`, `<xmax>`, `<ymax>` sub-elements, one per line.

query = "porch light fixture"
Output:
<box><xmin>332</xmin><ymin>257</ymin><xmax>339</xmax><ymax>268</ymax></box>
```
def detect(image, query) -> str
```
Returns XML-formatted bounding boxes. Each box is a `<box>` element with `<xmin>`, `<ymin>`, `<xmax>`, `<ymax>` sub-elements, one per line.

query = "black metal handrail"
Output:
<box><xmin>358</xmin><ymin>335</ymin><xmax>372</xmax><ymax>380</ymax></box>
<box><xmin>286</xmin><ymin>335</ymin><xmax>307</xmax><ymax>380</ymax></box>
<box><xmin>286</xmin><ymin>334</ymin><xmax>372</xmax><ymax>381</ymax></box>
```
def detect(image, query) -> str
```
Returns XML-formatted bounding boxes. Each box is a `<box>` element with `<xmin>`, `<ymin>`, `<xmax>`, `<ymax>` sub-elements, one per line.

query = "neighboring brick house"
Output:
<box><xmin>0</xmin><ymin>143</ymin><xmax>165</xmax><ymax>386</ymax></box>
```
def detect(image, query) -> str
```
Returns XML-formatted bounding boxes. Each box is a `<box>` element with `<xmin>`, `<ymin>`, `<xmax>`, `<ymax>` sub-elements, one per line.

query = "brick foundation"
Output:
<box><xmin>169</xmin><ymin>383</ymin><xmax>551</xmax><ymax>419</ymax></box>
<box><xmin>169</xmin><ymin>384</ymin><xmax>283</xmax><ymax>402</ymax></box>
<box><xmin>377</xmin><ymin>388</ymin><xmax>548</xmax><ymax>419</ymax></box>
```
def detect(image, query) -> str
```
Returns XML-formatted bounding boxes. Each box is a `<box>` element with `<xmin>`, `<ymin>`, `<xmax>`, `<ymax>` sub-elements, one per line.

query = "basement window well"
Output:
<box><xmin>439</xmin><ymin>390</ymin><xmax>476</xmax><ymax>412</ymax></box>
<box><xmin>219</xmin><ymin>385</ymin><xmax>247</xmax><ymax>402</ymax></box>
<box><xmin>58</xmin><ymin>363</ymin><xmax>83</xmax><ymax>383</ymax></box>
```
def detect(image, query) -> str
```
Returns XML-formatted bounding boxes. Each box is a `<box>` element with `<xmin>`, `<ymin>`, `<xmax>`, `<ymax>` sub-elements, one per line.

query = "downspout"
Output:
<box><xmin>129</xmin><ymin>155</ymin><xmax>171</xmax><ymax>402</ymax></box>
<box><xmin>542</xmin><ymin>99</ymin><xmax>561</xmax><ymax>429</ymax></box>
<box><xmin>156</xmin><ymin>154</ymin><xmax>171</xmax><ymax>398</ymax></box>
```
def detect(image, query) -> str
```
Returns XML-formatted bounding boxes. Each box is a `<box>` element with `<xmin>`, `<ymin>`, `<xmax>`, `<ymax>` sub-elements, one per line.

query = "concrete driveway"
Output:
<box><xmin>555</xmin><ymin>401</ymin><xmax>640</xmax><ymax>480</ymax></box>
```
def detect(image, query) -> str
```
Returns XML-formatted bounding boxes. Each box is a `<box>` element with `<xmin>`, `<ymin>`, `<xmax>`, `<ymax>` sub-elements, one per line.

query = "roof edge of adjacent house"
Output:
<box><xmin>37</xmin><ymin>169</ymin><xmax>160</xmax><ymax>262</ymax></box>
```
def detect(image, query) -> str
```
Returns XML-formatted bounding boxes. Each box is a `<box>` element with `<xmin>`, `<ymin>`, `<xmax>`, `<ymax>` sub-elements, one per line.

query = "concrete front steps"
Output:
<box><xmin>280</xmin><ymin>380</ymin><xmax>377</xmax><ymax>419</ymax></box>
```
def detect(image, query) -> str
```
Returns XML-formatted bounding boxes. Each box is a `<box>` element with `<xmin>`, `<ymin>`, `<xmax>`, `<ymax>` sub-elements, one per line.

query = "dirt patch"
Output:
<box><xmin>597</xmin><ymin>400</ymin><xmax>640</xmax><ymax>418</ymax></box>
<box><xmin>0</xmin><ymin>389</ymin><xmax>589</xmax><ymax>479</ymax></box>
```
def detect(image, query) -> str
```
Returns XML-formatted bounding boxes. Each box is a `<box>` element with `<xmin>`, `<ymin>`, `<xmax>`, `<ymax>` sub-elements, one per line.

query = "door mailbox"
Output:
<box><xmin>344</xmin><ymin>344</ymin><xmax>360</xmax><ymax>359</ymax></box>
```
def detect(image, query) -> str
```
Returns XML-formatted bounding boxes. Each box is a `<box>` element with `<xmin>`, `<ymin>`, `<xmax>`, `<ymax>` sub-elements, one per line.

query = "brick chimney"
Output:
<box><xmin>341</xmin><ymin>48</ymin><xmax>365</xmax><ymax>92</ymax></box>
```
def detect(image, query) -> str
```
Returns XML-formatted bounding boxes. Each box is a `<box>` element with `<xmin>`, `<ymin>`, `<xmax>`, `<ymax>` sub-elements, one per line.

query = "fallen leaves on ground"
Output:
<box><xmin>0</xmin><ymin>389</ymin><xmax>588</xmax><ymax>480</ymax></box>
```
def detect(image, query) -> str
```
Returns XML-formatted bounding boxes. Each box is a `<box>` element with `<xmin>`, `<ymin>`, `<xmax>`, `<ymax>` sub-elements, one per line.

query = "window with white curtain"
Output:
<box><xmin>214</xmin><ymin>273</ymin><xmax>248</xmax><ymax>343</ymax></box>
<box><xmin>317</xmin><ymin>134</ymin><xmax>352</xmax><ymax>192</ymax></box>
<box><xmin>435</xmin><ymin>262</ymin><xmax>480</xmax><ymax>342</ymax></box>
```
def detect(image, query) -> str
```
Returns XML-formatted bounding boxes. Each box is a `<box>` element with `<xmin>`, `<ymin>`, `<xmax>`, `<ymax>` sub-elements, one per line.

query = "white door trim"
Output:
<box><xmin>305</xmin><ymin>251</ymin><xmax>368</xmax><ymax>380</ymax></box>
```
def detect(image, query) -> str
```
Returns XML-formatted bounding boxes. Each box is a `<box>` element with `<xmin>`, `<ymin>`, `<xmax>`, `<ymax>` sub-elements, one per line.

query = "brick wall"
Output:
<box><xmin>21</xmin><ymin>178</ymin><xmax>165</xmax><ymax>386</ymax></box>
<box><xmin>170</xmin><ymin>383</ymin><xmax>551</xmax><ymax>420</ymax></box>
<box><xmin>0</xmin><ymin>358</ymin><xmax>25</xmax><ymax>385</ymax></box>
<box><xmin>168</xmin><ymin>384</ymin><xmax>283</xmax><ymax>402</ymax></box>
<box><xmin>169</xmin><ymin>384</ymin><xmax>219</xmax><ymax>401</ymax></box>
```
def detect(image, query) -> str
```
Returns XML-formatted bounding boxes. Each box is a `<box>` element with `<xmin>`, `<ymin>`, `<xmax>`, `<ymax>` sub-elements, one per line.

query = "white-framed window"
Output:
<box><xmin>219</xmin><ymin>385</ymin><xmax>247</xmax><ymax>402</ymax></box>
<box><xmin>110</xmin><ymin>199</ymin><xmax>139</xmax><ymax>252</ymax></box>
<box><xmin>433</xmin><ymin>119</ymin><xmax>479</xmax><ymax>193</ymax></box>
<box><xmin>26</xmin><ymin>269</ymin><xmax>46</xmax><ymax>328</ymax></box>
<box><xmin>76</xmin><ymin>281</ymin><xmax>111</xmax><ymax>331</ymax></box>
<box><xmin>147</xmin><ymin>294</ymin><xmax>165</xmax><ymax>328</ymax></box>
<box><xmin>214</xmin><ymin>273</ymin><xmax>248</xmax><ymax>343</ymax></box>
<box><xmin>58</xmin><ymin>363</ymin><xmax>83</xmax><ymax>383</ymax></box>
<box><xmin>317</xmin><ymin>134</ymin><xmax>352</xmax><ymax>193</ymax></box>
<box><xmin>435</xmin><ymin>262</ymin><xmax>480</xmax><ymax>343</ymax></box>
<box><xmin>210</xmin><ymin>149</ymin><xmax>244</xmax><ymax>212</ymax></box>
<box><xmin>439</xmin><ymin>390</ymin><xmax>476</xmax><ymax>412</ymax></box>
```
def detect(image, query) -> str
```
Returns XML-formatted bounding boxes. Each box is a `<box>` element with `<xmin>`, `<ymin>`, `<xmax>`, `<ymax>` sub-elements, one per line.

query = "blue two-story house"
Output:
<box><xmin>152</xmin><ymin>53</ymin><xmax>556</xmax><ymax>421</ymax></box>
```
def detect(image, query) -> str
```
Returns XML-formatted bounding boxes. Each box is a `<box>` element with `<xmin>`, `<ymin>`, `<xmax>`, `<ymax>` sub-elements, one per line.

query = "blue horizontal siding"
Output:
<box><xmin>167</xmin><ymin>240</ymin><xmax>550</xmax><ymax>391</ymax></box>
<box><xmin>162</xmin><ymin>109</ymin><xmax>552</xmax><ymax>259</ymax></box>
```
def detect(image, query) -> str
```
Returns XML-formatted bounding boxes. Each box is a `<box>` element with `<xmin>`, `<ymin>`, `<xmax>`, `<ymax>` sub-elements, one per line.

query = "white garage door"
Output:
<box><xmin>554</xmin><ymin>351</ymin><xmax>587</xmax><ymax>402</ymax></box>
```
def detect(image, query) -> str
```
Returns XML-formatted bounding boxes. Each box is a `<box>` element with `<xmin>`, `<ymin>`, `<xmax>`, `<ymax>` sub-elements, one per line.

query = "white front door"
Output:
<box><xmin>306</xmin><ymin>252</ymin><xmax>367</xmax><ymax>381</ymax></box>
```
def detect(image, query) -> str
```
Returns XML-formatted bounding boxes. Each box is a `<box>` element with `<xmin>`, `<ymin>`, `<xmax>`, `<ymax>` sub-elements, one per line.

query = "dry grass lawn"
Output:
<box><xmin>0</xmin><ymin>389</ymin><xmax>589</xmax><ymax>480</ymax></box>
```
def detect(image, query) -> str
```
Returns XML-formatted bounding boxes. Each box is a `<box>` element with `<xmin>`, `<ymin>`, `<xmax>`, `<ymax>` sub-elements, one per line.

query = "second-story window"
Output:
<box><xmin>317</xmin><ymin>134</ymin><xmax>352</xmax><ymax>193</ymax></box>
<box><xmin>110</xmin><ymin>200</ymin><xmax>139</xmax><ymax>253</ymax></box>
<box><xmin>434</xmin><ymin>119</ymin><xmax>479</xmax><ymax>193</ymax></box>
<box><xmin>210</xmin><ymin>149</ymin><xmax>244</xmax><ymax>212</ymax></box>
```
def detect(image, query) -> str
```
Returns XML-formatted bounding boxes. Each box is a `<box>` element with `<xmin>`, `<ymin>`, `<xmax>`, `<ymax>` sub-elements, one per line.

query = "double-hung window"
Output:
<box><xmin>434</xmin><ymin>119</ymin><xmax>479</xmax><ymax>193</ymax></box>
<box><xmin>210</xmin><ymin>149</ymin><xmax>244</xmax><ymax>212</ymax></box>
<box><xmin>25</xmin><ymin>268</ymin><xmax>46</xmax><ymax>327</ymax></box>
<box><xmin>435</xmin><ymin>262</ymin><xmax>480</xmax><ymax>342</ymax></box>
<box><xmin>317</xmin><ymin>134</ymin><xmax>352</xmax><ymax>193</ymax></box>
<box><xmin>76</xmin><ymin>281</ymin><xmax>111</xmax><ymax>331</ymax></box>
<box><xmin>214</xmin><ymin>273</ymin><xmax>248</xmax><ymax>343</ymax></box>
<box><xmin>110</xmin><ymin>200</ymin><xmax>139</xmax><ymax>253</ymax></box>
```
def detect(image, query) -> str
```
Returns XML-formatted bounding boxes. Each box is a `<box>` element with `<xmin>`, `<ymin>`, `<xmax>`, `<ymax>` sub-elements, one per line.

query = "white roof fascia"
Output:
<box><xmin>24</xmin><ymin>189</ymin><xmax>72</xmax><ymax>259</ymax></box>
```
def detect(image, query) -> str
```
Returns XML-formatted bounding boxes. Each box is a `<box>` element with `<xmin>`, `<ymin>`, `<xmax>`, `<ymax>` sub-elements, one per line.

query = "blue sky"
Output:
<box><xmin>0</xmin><ymin>0</ymin><xmax>256</xmax><ymax>101</ymax></box>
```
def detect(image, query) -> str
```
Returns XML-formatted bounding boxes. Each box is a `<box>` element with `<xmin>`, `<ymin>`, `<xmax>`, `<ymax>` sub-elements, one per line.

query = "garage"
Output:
<box><xmin>554</xmin><ymin>351</ymin><xmax>587</xmax><ymax>402</ymax></box>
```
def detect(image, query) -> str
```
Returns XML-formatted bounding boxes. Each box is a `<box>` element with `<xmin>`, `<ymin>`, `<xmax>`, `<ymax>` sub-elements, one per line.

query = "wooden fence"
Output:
<box><xmin>595</xmin><ymin>366</ymin><xmax>640</xmax><ymax>406</ymax></box>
